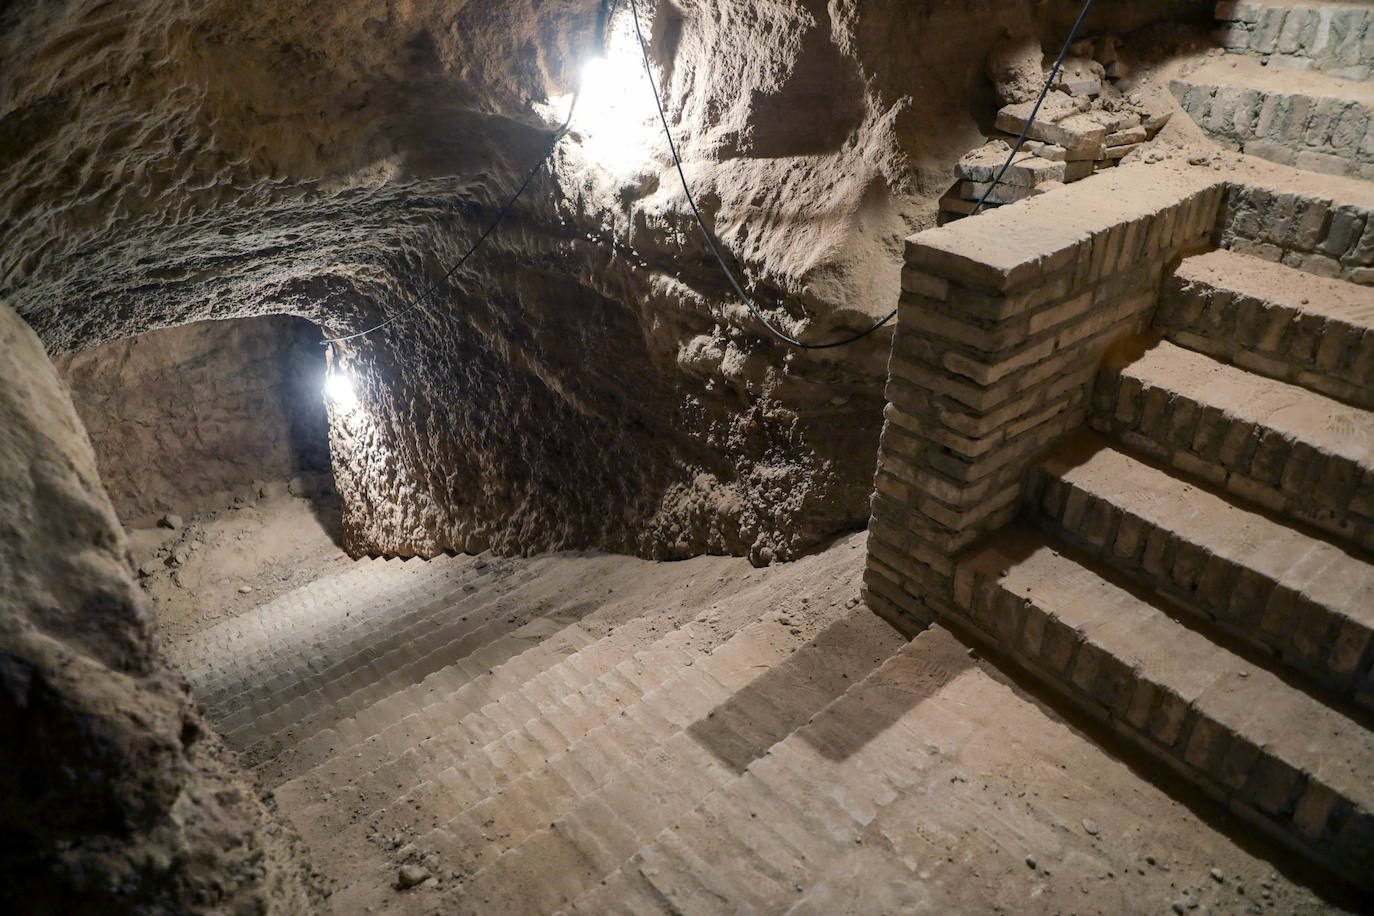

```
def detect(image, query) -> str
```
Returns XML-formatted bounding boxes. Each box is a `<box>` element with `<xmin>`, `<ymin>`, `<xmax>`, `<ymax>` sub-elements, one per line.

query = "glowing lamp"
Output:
<box><xmin>572</xmin><ymin>47</ymin><xmax>655</xmax><ymax>169</ymax></box>
<box><xmin>325</xmin><ymin>373</ymin><xmax>359</xmax><ymax>412</ymax></box>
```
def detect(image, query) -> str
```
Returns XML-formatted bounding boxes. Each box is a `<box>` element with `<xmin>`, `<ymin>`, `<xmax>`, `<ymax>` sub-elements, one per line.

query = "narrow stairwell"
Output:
<box><xmin>175</xmin><ymin>528</ymin><xmax>1346</xmax><ymax>912</ymax></box>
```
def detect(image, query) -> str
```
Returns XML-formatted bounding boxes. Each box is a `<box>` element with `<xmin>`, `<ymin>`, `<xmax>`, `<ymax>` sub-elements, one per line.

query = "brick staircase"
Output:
<box><xmin>944</xmin><ymin>24</ymin><xmax>1374</xmax><ymax>884</ymax></box>
<box><xmin>1172</xmin><ymin>1</ymin><xmax>1374</xmax><ymax>179</ymax></box>
<box><xmin>951</xmin><ymin>247</ymin><xmax>1374</xmax><ymax>886</ymax></box>
<box><xmin>182</xmin><ymin>533</ymin><xmax>1340</xmax><ymax>913</ymax></box>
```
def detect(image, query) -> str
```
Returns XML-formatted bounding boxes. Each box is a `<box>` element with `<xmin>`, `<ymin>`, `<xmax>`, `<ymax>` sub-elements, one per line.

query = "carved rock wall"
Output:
<box><xmin>0</xmin><ymin>302</ymin><xmax>313</xmax><ymax>912</ymax></box>
<box><xmin>55</xmin><ymin>315</ymin><xmax>330</xmax><ymax>527</ymax></box>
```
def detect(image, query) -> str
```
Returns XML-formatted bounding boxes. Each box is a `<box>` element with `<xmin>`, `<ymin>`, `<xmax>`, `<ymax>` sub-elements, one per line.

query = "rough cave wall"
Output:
<box><xmin>54</xmin><ymin>315</ymin><xmax>330</xmax><ymax>528</ymax></box>
<box><xmin>0</xmin><ymin>303</ymin><xmax>313</xmax><ymax>912</ymax></box>
<box><xmin>0</xmin><ymin>0</ymin><xmax>1211</xmax><ymax>564</ymax></box>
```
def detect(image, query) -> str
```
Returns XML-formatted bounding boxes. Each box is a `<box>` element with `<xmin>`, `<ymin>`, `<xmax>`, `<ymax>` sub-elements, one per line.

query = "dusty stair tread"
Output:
<box><xmin>273</xmin><ymin>602</ymin><xmax>742</xmax><ymax>831</ymax></box>
<box><xmin>1174</xmin><ymin>54</ymin><xmax>1374</xmax><ymax>106</ymax></box>
<box><xmin>209</xmin><ymin>565</ymin><xmax>545</xmax><ymax>741</ymax></box>
<box><xmin>961</xmin><ymin>527</ymin><xmax>1374</xmax><ymax>807</ymax></box>
<box><xmin>1174</xmin><ymin>248</ymin><xmax>1374</xmax><ymax>330</ymax></box>
<box><xmin>175</xmin><ymin>552</ymin><xmax>481</xmax><ymax>689</ymax></box>
<box><xmin>440</xmin><ymin>608</ymin><xmax>905</xmax><ymax>912</ymax></box>
<box><xmin>1115</xmin><ymin>338</ymin><xmax>1374</xmax><ymax>468</ymax></box>
<box><xmin>1041</xmin><ymin>433</ymin><xmax>1374</xmax><ymax>629</ymax></box>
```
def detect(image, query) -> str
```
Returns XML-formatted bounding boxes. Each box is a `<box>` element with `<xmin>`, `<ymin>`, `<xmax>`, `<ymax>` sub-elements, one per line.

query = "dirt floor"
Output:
<box><xmin>130</xmin><ymin>476</ymin><xmax>353</xmax><ymax>649</ymax></box>
<box><xmin>134</xmin><ymin>487</ymin><xmax>1360</xmax><ymax>914</ymax></box>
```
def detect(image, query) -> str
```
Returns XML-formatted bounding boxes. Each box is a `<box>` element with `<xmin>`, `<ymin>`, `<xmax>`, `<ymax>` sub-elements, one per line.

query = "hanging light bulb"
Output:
<box><xmin>325</xmin><ymin>372</ymin><xmax>359</xmax><ymax>412</ymax></box>
<box><xmin>571</xmin><ymin>37</ymin><xmax>656</xmax><ymax>171</ymax></box>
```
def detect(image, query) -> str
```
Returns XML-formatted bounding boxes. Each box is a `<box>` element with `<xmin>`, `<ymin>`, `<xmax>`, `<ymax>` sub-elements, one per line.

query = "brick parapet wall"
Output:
<box><xmin>1172</xmin><ymin>80</ymin><xmax>1374</xmax><ymax>181</ymax></box>
<box><xmin>864</xmin><ymin>169</ymin><xmax>1225</xmax><ymax>635</ymax></box>
<box><xmin>1217</xmin><ymin>182</ymin><xmax>1374</xmax><ymax>285</ymax></box>
<box><xmin>1213</xmin><ymin>1</ymin><xmax>1373</xmax><ymax>82</ymax></box>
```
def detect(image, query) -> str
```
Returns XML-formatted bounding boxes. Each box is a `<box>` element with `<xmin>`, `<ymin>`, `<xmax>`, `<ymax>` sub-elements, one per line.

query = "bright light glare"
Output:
<box><xmin>325</xmin><ymin>373</ymin><xmax>359</xmax><ymax>412</ymax></box>
<box><xmin>572</xmin><ymin>47</ymin><xmax>657</xmax><ymax>170</ymax></box>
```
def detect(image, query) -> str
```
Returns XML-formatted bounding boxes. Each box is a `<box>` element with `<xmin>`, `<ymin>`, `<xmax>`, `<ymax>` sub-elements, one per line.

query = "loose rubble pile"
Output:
<box><xmin>942</xmin><ymin>36</ymin><xmax>1172</xmax><ymax>224</ymax></box>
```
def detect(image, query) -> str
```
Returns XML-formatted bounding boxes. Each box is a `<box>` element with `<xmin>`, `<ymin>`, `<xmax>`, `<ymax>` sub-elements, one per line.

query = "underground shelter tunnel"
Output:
<box><xmin>2</xmin><ymin>0</ymin><xmax>1374</xmax><ymax>912</ymax></box>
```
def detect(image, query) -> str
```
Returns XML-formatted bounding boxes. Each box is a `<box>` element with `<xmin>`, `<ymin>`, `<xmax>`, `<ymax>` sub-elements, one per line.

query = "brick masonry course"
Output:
<box><xmin>1028</xmin><ymin>432</ymin><xmax>1374</xmax><ymax>704</ymax></box>
<box><xmin>1217</xmin><ymin>180</ymin><xmax>1374</xmax><ymax>286</ymax></box>
<box><xmin>1214</xmin><ymin>0</ymin><xmax>1374</xmax><ymax>82</ymax></box>
<box><xmin>1170</xmin><ymin>56</ymin><xmax>1374</xmax><ymax>181</ymax></box>
<box><xmin>865</xmin><ymin>167</ymin><xmax>1225</xmax><ymax>633</ymax></box>
<box><xmin>1156</xmin><ymin>248</ymin><xmax>1374</xmax><ymax>407</ymax></box>
<box><xmin>952</xmin><ymin>526</ymin><xmax>1374</xmax><ymax>891</ymax></box>
<box><xmin>1090</xmin><ymin>338</ymin><xmax>1374</xmax><ymax>553</ymax></box>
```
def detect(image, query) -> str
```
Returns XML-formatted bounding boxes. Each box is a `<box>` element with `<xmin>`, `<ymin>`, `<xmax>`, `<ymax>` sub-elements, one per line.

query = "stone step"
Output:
<box><xmin>1157</xmin><ymin>248</ymin><xmax>1374</xmax><ymax>408</ymax></box>
<box><xmin>1213</xmin><ymin>0</ymin><xmax>1374</xmax><ymax>82</ymax></box>
<box><xmin>1030</xmin><ymin>432</ymin><xmax>1374</xmax><ymax>705</ymax></box>
<box><xmin>953</xmin><ymin>526</ymin><xmax>1374</xmax><ymax>890</ymax></box>
<box><xmin>429</xmin><ymin>608</ymin><xmax>905</xmax><ymax>915</ymax></box>
<box><xmin>1170</xmin><ymin>55</ymin><xmax>1374</xmax><ymax>178</ymax></box>
<box><xmin>1090</xmin><ymin>337</ymin><xmax>1374</xmax><ymax>552</ymax></box>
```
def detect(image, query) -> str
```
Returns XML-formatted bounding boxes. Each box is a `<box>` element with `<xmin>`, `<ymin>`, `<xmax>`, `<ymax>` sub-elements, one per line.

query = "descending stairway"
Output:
<box><xmin>178</xmin><ymin>534</ymin><xmax>1343</xmax><ymax>914</ymax></box>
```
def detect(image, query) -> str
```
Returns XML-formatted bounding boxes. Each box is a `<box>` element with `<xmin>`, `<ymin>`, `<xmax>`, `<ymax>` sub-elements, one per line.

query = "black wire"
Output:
<box><xmin>322</xmin><ymin>0</ymin><xmax>624</xmax><ymax>344</ymax></box>
<box><xmin>627</xmin><ymin>0</ymin><xmax>895</xmax><ymax>350</ymax></box>
<box><xmin>971</xmin><ymin>0</ymin><xmax>1095</xmax><ymax>217</ymax></box>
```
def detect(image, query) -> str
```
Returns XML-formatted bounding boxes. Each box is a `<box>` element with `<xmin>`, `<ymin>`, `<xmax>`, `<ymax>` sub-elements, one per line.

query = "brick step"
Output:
<box><xmin>209</xmin><ymin>562</ymin><xmax>551</xmax><ymax>747</ymax></box>
<box><xmin>172</xmin><ymin>555</ymin><xmax>406</xmax><ymax>684</ymax></box>
<box><xmin>230</xmin><ymin>587</ymin><xmax>592</xmax><ymax>770</ymax></box>
<box><xmin>221</xmin><ymin>553</ymin><xmax>674</xmax><ymax>767</ymax></box>
<box><xmin>281</xmin><ymin>602</ymin><xmax>779</xmax><ymax>873</ymax></box>
<box><xmin>193</xmin><ymin>557</ymin><xmax>521</xmax><ymax>706</ymax></box>
<box><xmin>416</xmin><ymin>608</ymin><xmax>884</xmax><ymax>882</ymax></box>
<box><xmin>1157</xmin><ymin>249</ymin><xmax>1374</xmax><ymax>408</ymax></box>
<box><xmin>1169</xmin><ymin>56</ymin><xmax>1374</xmax><ymax>178</ymax></box>
<box><xmin>1030</xmin><ymin>432</ymin><xmax>1374</xmax><ymax>705</ymax></box>
<box><xmin>206</xmin><ymin>568</ymin><xmax>514</xmax><ymax>732</ymax></box>
<box><xmin>1213</xmin><ymin>0</ymin><xmax>1374</xmax><ymax>83</ymax></box>
<box><xmin>953</xmin><ymin>526</ymin><xmax>1374</xmax><ymax>890</ymax></box>
<box><xmin>1091</xmin><ymin>337</ymin><xmax>1374</xmax><ymax>552</ymax></box>
<box><xmin>271</xmin><ymin>590</ymin><xmax>764</xmax><ymax>833</ymax></box>
<box><xmin>186</xmin><ymin>555</ymin><xmax>490</xmax><ymax>704</ymax></box>
<box><xmin>436</xmin><ymin>608</ymin><xmax>905</xmax><ymax>915</ymax></box>
<box><xmin>566</xmin><ymin>626</ymin><xmax>980</xmax><ymax>916</ymax></box>
<box><xmin>256</xmin><ymin>589</ymin><xmax>663</xmax><ymax>788</ymax></box>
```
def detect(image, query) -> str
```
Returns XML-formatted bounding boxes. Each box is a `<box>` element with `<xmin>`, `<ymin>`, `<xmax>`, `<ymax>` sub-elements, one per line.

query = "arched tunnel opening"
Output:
<box><xmin>3</xmin><ymin>0</ymin><xmax>1374</xmax><ymax>912</ymax></box>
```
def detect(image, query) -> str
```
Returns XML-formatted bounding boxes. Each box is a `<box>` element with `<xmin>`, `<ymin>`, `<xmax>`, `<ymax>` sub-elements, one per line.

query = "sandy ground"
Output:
<box><xmin>129</xmin><ymin>478</ymin><xmax>353</xmax><ymax>650</ymax></box>
<box><xmin>142</xmin><ymin>495</ymin><xmax>1360</xmax><ymax>914</ymax></box>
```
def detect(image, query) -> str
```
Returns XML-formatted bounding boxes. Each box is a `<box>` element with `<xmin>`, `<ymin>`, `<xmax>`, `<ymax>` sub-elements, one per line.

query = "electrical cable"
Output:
<box><xmin>971</xmin><ymin>0</ymin><xmax>1095</xmax><ymax>217</ymax></box>
<box><xmin>327</xmin><ymin>0</ymin><xmax>1092</xmax><ymax>349</ymax></box>
<box><xmin>626</xmin><ymin>0</ymin><xmax>895</xmax><ymax>350</ymax></box>
<box><xmin>322</xmin><ymin>0</ymin><xmax>625</xmax><ymax>344</ymax></box>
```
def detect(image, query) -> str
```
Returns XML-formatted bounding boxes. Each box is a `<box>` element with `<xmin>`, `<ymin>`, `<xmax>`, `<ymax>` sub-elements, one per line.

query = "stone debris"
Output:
<box><xmin>159</xmin><ymin>512</ymin><xmax>183</xmax><ymax>530</ymax></box>
<box><xmin>395</xmin><ymin>864</ymin><xmax>430</xmax><ymax>890</ymax></box>
<box><xmin>944</xmin><ymin>34</ymin><xmax>1171</xmax><ymax>225</ymax></box>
